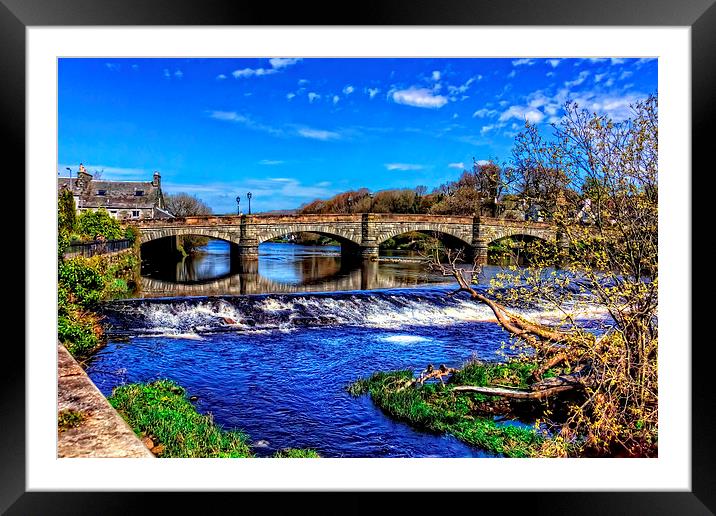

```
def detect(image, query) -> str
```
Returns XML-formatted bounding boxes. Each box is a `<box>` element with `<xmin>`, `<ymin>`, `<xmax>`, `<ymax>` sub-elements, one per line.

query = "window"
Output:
<box><xmin>135</xmin><ymin>190</ymin><xmax>144</xmax><ymax>196</ymax></box>
<box><xmin>132</xmin><ymin>210</ymin><xmax>140</xmax><ymax>218</ymax></box>
<box><xmin>97</xmin><ymin>190</ymin><xmax>106</xmax><ymax>196</ymax></box>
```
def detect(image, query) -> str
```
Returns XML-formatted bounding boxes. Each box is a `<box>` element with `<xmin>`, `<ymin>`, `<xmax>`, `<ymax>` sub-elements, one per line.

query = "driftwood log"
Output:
<box><xmin>399</xmin><ymin>362</ymin><xmax>592</xmax><ymax>400</ymax></box>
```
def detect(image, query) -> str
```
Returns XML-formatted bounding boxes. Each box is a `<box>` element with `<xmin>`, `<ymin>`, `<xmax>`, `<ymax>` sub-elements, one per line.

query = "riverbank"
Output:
<box><xmin>348</xmin><ymin>359</ymin><xmax>553</xmax><ymax>457</ymax></box>
<box><xmin>57</xmin><ymin>343</ymin><xmax>154</xmax><ymax>458</ymax></box>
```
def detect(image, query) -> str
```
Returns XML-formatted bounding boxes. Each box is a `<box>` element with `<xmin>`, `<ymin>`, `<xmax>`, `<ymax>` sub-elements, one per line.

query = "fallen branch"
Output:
<box><xmin>451</xmin><ymin>384</ymin><xmax>574</xmax><ymax>400</ymax></box>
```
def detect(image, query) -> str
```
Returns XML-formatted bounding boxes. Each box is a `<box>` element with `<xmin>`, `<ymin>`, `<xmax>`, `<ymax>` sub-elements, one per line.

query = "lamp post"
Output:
<box><xmin>247</xmin><ymin>192</ymin><xmax>252</xmax><ymax>215</ymax></box>
<box><xmin>347</xmin><ymin>195</ymin><xmax>353</xmax><ymax>213</ymax></box>
<box><xmin>236</xmin><ymin>195</ymin><xmax>241</xmax><ymax>215</ymax></box>
<box><xmin>66</xmin><ymin>167</ymin><xmax>72</xmax><ymax>190</ymax></box>
<box><xmin>368</xmin><ymin>192</ymin><xmax>374</xmax><ymax>212</ymax></box>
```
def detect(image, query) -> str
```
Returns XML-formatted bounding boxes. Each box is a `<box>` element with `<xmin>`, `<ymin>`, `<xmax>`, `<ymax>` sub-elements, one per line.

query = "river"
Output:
<box><xmin>86</xmin><ymin>240</ymin><xmax>596</xmax><ymax>457</ymax></box>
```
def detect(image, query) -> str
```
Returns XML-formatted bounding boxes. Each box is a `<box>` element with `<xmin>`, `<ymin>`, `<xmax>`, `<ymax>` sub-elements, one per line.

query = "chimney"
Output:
<box><xmin>75</xmin><ymin>163</ymin><xmax>93</xmax><ymax>191</ymax></box>
<box><xmin>153</xmin><ymin>171</ymin><xmax>161</xmax><ymax>187</ymax></box>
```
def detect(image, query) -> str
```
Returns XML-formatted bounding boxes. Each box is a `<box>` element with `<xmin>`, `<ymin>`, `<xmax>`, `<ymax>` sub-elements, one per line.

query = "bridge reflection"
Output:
<box><xmin>138</xmin><ymin>242</ymin><xmax>444</xmax><ymax>297</ymax></box>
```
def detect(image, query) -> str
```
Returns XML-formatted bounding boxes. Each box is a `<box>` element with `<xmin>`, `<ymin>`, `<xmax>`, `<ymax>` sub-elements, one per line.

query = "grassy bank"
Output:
<box><xmin>348</xmin><ymin>360</ymin><xmax>549</xmax><ymax>457</ymax></box>
<box><xmin>109</xmin><ymin>379</ymin><xmax>320</xmax><ymax>458</ymax></box>
<box><xmin>58</xmin><ymin>241</ymin><xmax>140</xmax><ymax>357</ymax></box>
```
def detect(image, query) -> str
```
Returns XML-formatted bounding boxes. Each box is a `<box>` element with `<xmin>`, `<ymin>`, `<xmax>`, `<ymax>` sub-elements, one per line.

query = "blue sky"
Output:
<box><xmin>58</xmin><ymin>57</ymin><xmax>657</xmax><ymax>214</ymax></box>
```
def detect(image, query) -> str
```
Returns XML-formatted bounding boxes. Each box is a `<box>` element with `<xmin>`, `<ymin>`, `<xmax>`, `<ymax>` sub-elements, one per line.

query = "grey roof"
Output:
<box><xmin>58</xmin><ymin>177</ymin><xmax>163</xmax><ymax>210</ymax></box>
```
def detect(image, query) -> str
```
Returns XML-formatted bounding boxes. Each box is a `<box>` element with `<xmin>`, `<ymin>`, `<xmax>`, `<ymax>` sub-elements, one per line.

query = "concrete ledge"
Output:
<box><xmin>57</xmin><ymin>343</ymin><xmax>154</xmax><ymax>458</ymax></box>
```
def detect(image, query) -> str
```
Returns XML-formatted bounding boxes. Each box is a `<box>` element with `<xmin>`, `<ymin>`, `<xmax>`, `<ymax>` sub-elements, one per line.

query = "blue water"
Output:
<box><xmin>93</xmin><ymin>241</ymin><xmax>607</xmax><ymax>457</ymax></box>
<box><xmin>87</xmin><ymin>288</ymin><xmax>521</xmax><ymax>457</ymax></box>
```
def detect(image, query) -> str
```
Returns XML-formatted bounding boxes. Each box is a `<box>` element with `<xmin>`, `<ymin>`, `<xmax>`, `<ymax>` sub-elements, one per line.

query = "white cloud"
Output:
<box><xmin>564</xmin><ymin>70</ymin><xmax>591</xmax><ymax>88</ymax></box>
<box><xmin>259</xmin><ymin>160</ymin><xmax>284</xmax><ymax>165</ymax></box>
<box><xmin>286</xmin><ymin>93</ymin><xmax>296</xmax><ymax>100</ymax></box>
<box><xmin>594</xmin><ymin>73</ymin><xmax>607</xmax><ymax>82</ymax></box>
<box><xmin>447</xmin><ymin>76</ymin><xmax>477</xmax><ymax>95</ymax></box>
<box><xmin>297</xmin><ymin>127</ymin><xmax>340</xmax><ymax>140</ymax></box>
<box><xmin>545</xmin><ymin>59</ymin><xmax>561</xmax><ymax>68</ymax></box>
<box><xmin>546</xmin><ymin>71</ymin><xmax>555</xmax><ymax>77</ymax></box>
<box><xmin>269</xmin><ymin>58</ymin><xmax>302</xmax><ymax>69</ymax></box>
<box><xmin>131</xmin><ymin>64</ymin><xmax>139</xmax><ymax>70</ymax></box>
<box><xmin>174</xmin><ymin>69</ymin><xmax>183</xmax><ymax>78</ymax></box>
<box><xmin>385</xmin><ymin>163</ymin><xmax>424</xmax><ymax>171</ymax></box>
<box><xmin>507</xmin><ymin>70</ymin><xmax>516</xmax><ymax>79</ymax></box>
<box><xmin>163</xmin><ymin>69</ymin><xmax>171</xmax><ymax>78</ymax></box>
<box><xmin>164</xmin><ymin>177</ymin><xmax>335</xmax><ymax>213</ymax></box>
<box><xmin>480</xmin><ymin>125</ymin><xmax>495</xmax><ymax>135</ymax></box>
<box><xmin>333</xmin><ymin>95</ymin><xmax>340</xmax><ymax>104</ymax></box>
<box><xmin>216</xmin><ymin>74</ymin><xmax>227</xmax><ymax>80</ymax></box>
<box><xmin>298</xmin><ymin>79</ymin><xmax>310</xmax><ymax>86</ymax></box>
<box><xmin>476</xmin><ymin>160</ymin><xmax>491</xmax><ymax>166</ymax></box>
<box><xmin>308</xmin><ymin>92</ymin><xmax>321</xmax><ymax>103</ymax></box>
<box><xmin>105</xmin><ymin>63</ymin><xmax>120</xmax><ymax>71</ymax></box>
<box><xmin>499</xmin><ymin>105</ymin><xmax>545</xmax><ymax>124</ymax></box>
<box><xmin>512</xmin><ymin>58</ymin><xmax>535</xmax><ymax>66</ymax></box>
<box><xmin>611</xmin><ymin>58</ymin><xmax>626</xmax><ymax>65</ymax></box>
<box><xmin>209</xmin><ymin>111</ymin><xmax>248</xmax><ymax>122</ymax></box>
<box><xmin>620</xmin><ymin>71</ymin><xmax>633</xmax><ymax>80</ymax></box>
<box><xmin>432</xmin><ymin>70</ymin><xmax>441</xmax><ymax>81</ymax></box>
<box><xmin>231</xmin><ymin>58</ymin><xmax>301</xmax><ymax>79</ymax></box>
<box><xmin>343</xmin><ymin>85</ymin><xmax>355</xmax><ymax>95</ymax></box>
<box><xmin>232</xmin><ymin>67</ymin><xmax>277</xmax><ymax>78</ymax></box>
<box><xmin>473</xmin><ymin>108</ymin><xmax>497</xmax><ymax>118</ymax></box>
<box><xmin>448</xmin><ymin>162</ymin><xmax>465</xmax><ymax>169</ymax></box>
<box><xmin>391</xmin><ymin>87</ymin><xmax>448</xmax><ymax>109</ymax></box>
<box><xmin>367</xmin><ymin>88</ymin><xmax>380</xmax><ymax>99</ymax></box>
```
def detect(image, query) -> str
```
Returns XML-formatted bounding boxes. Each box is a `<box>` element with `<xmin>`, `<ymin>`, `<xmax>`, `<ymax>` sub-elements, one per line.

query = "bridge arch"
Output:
<box><xmin>375</xmin><ymin>224</ymin><xmax>473</xmax><ymax>248</ymax></box>
<box><xmin>139</xmin><ymin>227</ymin><xmax>241</xmax><ymax>246</ymax></box>
<box><xmin>255</xmin><ymin>226</ymin><xmax>361</xmax><ymax>246</ymax></box>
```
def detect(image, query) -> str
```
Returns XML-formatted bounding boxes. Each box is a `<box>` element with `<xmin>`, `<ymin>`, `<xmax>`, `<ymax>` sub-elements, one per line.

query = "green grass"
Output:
<box><xmin>109</xmin><ymin>379</ymin><xmax>253</xmax><ymax>458</ymax></box>
<box><xmin>58</xmin><ymin>409</ymin><xmax>87</xmax><ymax>432</ymax></box>
<box><xmin>348</xmin><ymin>362</ymin><xmax>544</xmax><ymax>458</ymax></box>
<box><xmin>272</xmin><ymin>448</ymin><xmax>321</xmax><ymax>458</ymax></box>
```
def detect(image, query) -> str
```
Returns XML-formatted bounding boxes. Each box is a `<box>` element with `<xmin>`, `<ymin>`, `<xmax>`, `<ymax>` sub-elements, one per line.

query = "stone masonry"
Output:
<box><xmin>136</xmin><ymin>213</ymin><xmax>558</xmax><ymax>265</ymax></box>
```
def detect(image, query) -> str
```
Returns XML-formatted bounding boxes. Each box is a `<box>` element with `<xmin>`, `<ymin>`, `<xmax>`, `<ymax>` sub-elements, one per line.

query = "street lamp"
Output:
<box><xmin>236</xmin><ymin>195</ymin><xmax>241</xmax><ymax>215</ymax></box>
<box><xmin>66</xmin><ymin>167</ymin><xmax>72</xmax><ymax>189</ymax></box>
<box><xmin>347</xmin><ymin>195</ymin><xmax>353</xmax><ymax>213</ymax></box>
<box><xmin>368</xmin><ymin>192</ymin><xmax>374</xmax><ymax>212</ymax></box>
<box><xmin>247</xmin><ymin>192</ymin><xmax>252</xmax><ymax>215</ymax></box>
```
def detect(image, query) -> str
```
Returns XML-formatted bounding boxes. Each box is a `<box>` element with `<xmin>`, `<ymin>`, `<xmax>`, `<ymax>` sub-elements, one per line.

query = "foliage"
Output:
<box><xmin>77</xmin><ymin>208</ymin><xmax>123</xmax><ymax>240</ymax></box>
<box><xmin>272</xmin><ymin>448</ymin><xmax>321</xmax><ymax>458</ymax></box>
<box><xmin>58</xmin><ymin>252</ymin><xmax>140</xmax><ymax>357</ymax></box>
<box><xmin>109</xmin><ymin>380</ymin><xmax>253</xmax><ymax>458</ymax></box>
<box><xmin>348</xmin><ymin>367</ymin><xmax>543</xmax><ymax>457</ymax></box>
<box><xmin>58</xmin><ymin>189</ymin><xmax>77</xmax><ymax>234</ymax></box>
<box><xmin>58</xmin><ymin>409</ymin><xmax>87</xmax><ymax>432</ymax></box>
<box><xmin>58</xmin><ymin>310</ymin><xmax>101</xmax><ymax>356</ymax></box>
<box><xmin>484</xmin><ymin>95</ymin><xmax>659</xmax><ymax>456</ymax></box>
<box><xmin>58</xmin><ymin>259</ymin><xmax>105</xmax><ymax>308</ymax></box>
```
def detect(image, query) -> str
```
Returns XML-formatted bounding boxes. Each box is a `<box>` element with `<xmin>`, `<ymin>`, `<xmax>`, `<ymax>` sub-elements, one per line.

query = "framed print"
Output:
<box><xmin>6</xmin><ymin>0</ymin><xmax>713</xmax><ymax>513</ymax></box>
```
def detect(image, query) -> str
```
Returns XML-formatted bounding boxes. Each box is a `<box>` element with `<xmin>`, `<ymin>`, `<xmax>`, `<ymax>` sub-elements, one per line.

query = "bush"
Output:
<box><xmin>77</xmin><ymin>208</ymin><xmax>123</xmax><ymax>240</ymax></box>
<box><xmin>58</xmin><ymin>259</ymin><xmax>105</xmax><ymax>308</ymax></box>
<box><xmin>58</xmin><ymin>312</ymin><xmax>100</xmax><ymax>356</ymax></box>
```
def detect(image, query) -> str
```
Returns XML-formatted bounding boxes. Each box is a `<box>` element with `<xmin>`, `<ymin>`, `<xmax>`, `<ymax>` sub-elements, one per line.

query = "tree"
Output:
<box><xmin>164</xmin><ymin>193</ymin><xmax>213</xmax><ymax>218</ymax></box>
<box><xmin>58</xmin><ymin>188</ymin><xmax>77</xmax><ymax>256</ymax></box>
<box><xmin>164</xmin><ymin>193</ymin><xmax>213</xmax><ymax>253</ymax></box>
<box><xmin>425</xmin><ymin>95</ymin><xmax>659</xmax><ymax>457</ymax></box>
<box><xmin>77</xmin><ymin>208</ymin><xmax>123</xmax><ymax>240</ymax></box>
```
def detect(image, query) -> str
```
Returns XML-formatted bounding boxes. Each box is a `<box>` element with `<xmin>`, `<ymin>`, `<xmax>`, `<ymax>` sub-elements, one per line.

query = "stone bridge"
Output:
<box><xmin>135</xmin><ymin>213</ymin><xmax>562</xmax><ymax>265</ymax></box>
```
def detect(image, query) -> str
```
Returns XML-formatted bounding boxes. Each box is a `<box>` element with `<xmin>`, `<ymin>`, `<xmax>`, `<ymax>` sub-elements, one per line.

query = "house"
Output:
<box><xmin>58</xmin><ymin>164</ymin><xmax>173</xmax><ymax>220</ymax></box>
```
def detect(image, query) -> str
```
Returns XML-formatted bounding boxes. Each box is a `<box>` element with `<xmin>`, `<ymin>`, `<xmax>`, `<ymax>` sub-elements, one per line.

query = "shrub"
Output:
<box><xmin>77</xmin><ymin>208</ymin><xmax>123</xmax><ymax>240</ymax></box>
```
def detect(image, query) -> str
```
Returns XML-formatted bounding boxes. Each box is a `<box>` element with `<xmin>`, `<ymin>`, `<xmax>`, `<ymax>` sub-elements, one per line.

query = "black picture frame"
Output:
<box><xmin>5</xmin><ymin>0</ymin><xmax>711</xmax><ymax>513</ymax></box>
